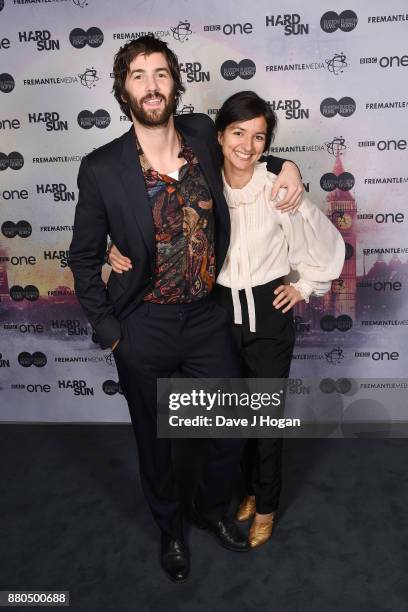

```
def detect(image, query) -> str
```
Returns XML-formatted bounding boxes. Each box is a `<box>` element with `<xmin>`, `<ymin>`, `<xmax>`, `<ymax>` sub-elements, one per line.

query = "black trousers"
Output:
<box><xmin>113</xmin><ymin>296</ymin><xmax>243</xmax><ymax>538</ymax></box>
<box><xmin>212</xmin><ymin>280</ymin><xmax>295</xmax><ymax>514</ymax></box>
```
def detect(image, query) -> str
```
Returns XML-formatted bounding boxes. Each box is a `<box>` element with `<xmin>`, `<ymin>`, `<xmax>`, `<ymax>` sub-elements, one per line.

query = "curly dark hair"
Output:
<box><xmin>112</xmin><ymin>35</ymin><xmax>185</xmax><ymax>119</ymax></box>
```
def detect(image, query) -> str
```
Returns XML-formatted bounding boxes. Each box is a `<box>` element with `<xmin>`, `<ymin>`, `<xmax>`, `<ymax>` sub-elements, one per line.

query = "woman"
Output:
<box><xmin>108</xmin><ymin>91</ymin><xmax>345</xmax><ymax>548</ymax></box>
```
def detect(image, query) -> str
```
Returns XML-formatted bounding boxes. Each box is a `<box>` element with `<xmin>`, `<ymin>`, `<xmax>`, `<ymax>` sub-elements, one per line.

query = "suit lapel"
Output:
<box><xmin>118</xmin><ymin>126</ymin><xmax>155</xmax><ymax>259</ymax></box>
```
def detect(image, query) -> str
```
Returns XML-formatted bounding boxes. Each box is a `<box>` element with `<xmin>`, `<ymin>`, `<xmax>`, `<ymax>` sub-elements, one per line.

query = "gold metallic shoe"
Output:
<box><xmin>235</xmin><ymin>496</ymin><xmax>256</xmax><ymax>522</ymax></box>
<box><xmin>248</xmin><ymin>513</ymin><xmax>276</xmax><ymax>549</ymax></box>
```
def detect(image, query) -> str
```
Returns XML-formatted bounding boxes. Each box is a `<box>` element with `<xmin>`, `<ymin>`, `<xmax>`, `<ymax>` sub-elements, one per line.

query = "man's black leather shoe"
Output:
<box><xmin>160</xmin><ymin>534</ymin><xmax>190</xmax><ymax>583</ymax></box>
<box><xmin>186</xmin><ymin>500</ymin><xmax>250</xmax><ymax>552</ymax></box>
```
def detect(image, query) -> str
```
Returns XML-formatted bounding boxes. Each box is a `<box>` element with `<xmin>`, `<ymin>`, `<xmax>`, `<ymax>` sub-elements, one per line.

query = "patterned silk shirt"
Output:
<box><xmin>137</xmin><ymin>133</ymin><xmax>216</xmax><ymax>304</ymax></box>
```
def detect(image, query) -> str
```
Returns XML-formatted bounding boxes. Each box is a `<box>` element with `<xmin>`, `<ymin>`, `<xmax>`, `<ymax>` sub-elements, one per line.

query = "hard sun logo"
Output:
<box><xmin>28</xmin><ymin>112</ymin><xmax>68</xmax><ymax>132</ymax></box>
<box><xmin>179</xmin><ymin>62</ymin><xmax>210</xmax><ymax>83</ymax></box>
<box><xmin>18</xmin><ymin>30</ymin><xmax>60</xmax><ymax>51</ymax></box>
<box><xmin>36</xmin><ymin>183</ymin><xmax>75</xmax><ymax>202</ymax></box>
<box><xmin>43</xmin><ymin>250</ymin><xmax>70</xmax><ymax>268</ymax></box>
<box><xmin>58</xmin><ymin>380</ymin><xmax>94</xmax><ymax>396</ymax></box>
<box><xmin>51</xmin><ymin>319</ymin><xmax>88</xmax><ymax>335</ymax></box>
<box><xmin>265</xmin><ymin>14</ymin><xmax>309</xmax><ymax>35</ymax></box>
<box><xmin>268</xmin><ymin>99</ymin><xmax>309</xmax><ymax>120</ymax></box>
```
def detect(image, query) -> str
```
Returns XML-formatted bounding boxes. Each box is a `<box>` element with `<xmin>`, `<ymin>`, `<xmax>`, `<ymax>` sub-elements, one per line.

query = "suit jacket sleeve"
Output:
<box><xmin>262</xmin><ymin>154</ymin><xmax>301</xmax><ymax>177</ymax></box>
<box><xmin>69</xmin><ymin>156</ymin><xmax>120</xmax><ymax>349</ymax></box>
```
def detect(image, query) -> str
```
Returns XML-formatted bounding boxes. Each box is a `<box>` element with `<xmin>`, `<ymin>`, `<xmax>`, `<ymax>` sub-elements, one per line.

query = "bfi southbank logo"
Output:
<box><xmin>179</xmin><ymin>62</ymin><xmax>210</xmax><ymax>83</ymax></box>
<box><xmin>36</xmin><ymin>183</ymin><xmax>75</xmax><ymax>202</ymax></box>
<box><xmin>265</xmin><ymin>14</ymin><xmax>309</xmax><ymax>35</ymax></box>
<box><xmin>18</xmin><ymin>30</ymin><xmax>60</xmax><ymax>51</ymax></box>
<box><xmin>28</xmin><ymin>112</ymin><xmax>68</xmax><ymax>132</ymax></box>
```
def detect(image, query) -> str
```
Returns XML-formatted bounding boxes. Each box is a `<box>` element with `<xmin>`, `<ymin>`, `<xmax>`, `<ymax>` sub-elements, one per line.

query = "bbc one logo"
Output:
<box><xmin>320</xmin><ymin>11</ymin><xmax>358</xmax><ymax>33</ymax></box>
<box><xmin>0</xmin><ymin>152</ymin><xmax>24</xmax><ymax>170</ymax></box>
<box><xmin>360</xmin><ymin>54</ymin><xmax>408</xmax><ymax>69</ymax></box>
<box><xmin>204</xmin><ymin>22</ymin><xmax>253</xmax><ymax>35</ymax></box>
<box><xmin>28</xmin><ymin>112</ymin><xmax>68</xmax><ymax>132</ymax></box>
<box><xmin>0</xmin><ymin>73</ymin><xmax>15</xmax><ymax>93</ymax></box>
<box><xmin>2</xmin><ymin>220</ymin><xmax>32</xmax><ymax>238</ymax></box>
<box><xmin>77</xmin><ymin>109</ymin><xmax>110</xmax><ymax>129</ymax></box>
<box><xmin>265</xmin><ymin>14</ymin><xmax>309</xmax><ymax>35</ymax></box>
<box><xmin>179</xmin><ymin>62</ymin><xmax>210</xmax><ymax>83</ymax></box>
<box><xmin>320</xmin><ymin>97</ymin><xmax>356</xmax><ymax>118</ymax></box>
<box><xmin>220</xmin><ymin>59</ymin><xmax>256</xmax><ymax>80</ymax></box>
<box><xmin>69</xmin><ymin>27</ymin><xmax>104</xmax><ymax>48</ymax></box>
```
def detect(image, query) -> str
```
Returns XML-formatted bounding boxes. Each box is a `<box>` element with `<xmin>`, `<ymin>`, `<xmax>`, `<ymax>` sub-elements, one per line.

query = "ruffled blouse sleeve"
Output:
<box><xmin>274</xmin><ymin>193</ymin><xmax>345</xmax><ymax>302</ymax></box>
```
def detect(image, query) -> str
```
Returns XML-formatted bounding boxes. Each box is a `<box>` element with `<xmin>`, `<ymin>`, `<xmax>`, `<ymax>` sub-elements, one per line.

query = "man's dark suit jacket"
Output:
<box><xmin>69</xmin><ymin>113</ymin><xmax>286</xmax><ymax>349</ymax></box>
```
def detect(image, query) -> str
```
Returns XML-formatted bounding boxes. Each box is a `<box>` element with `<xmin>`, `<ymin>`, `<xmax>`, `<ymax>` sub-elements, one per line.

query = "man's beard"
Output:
<box><xmin>127</xmin><ymin>90</ymin><xmax>177</xmax><ymax>127</ymax></box>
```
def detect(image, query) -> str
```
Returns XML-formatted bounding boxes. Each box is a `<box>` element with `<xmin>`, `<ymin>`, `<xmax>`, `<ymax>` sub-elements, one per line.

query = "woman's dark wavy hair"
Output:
<box><xmin>112</xmin><ymin>35</ymin><xmax>185</xmax><ymax>119</ymax></box>
<box><xmin>215</xmin><ymin>91</ymin><xmax>277</xmax><ymax>152</ymax></box>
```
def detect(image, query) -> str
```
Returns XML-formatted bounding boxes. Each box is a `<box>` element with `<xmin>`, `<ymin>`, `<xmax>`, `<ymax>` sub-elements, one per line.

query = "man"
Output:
<box><xmin>69</xmin><ymin>35</ymin><xmax>303</xmax><ymax>583</ymax></box>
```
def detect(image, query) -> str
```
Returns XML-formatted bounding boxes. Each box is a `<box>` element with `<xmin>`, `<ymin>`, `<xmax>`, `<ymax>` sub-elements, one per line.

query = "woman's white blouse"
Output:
<box><xmin>216</xmin><ymin>162</ymin><xmax>345</xmax><ymax>332</ymax></box>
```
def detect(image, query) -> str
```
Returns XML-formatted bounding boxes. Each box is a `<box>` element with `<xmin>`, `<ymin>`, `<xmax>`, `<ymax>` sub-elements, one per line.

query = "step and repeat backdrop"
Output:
<box><xmin>0</xmin><ymin>0</ymin><xmax>407</xmax><ymax>422</ymax></box>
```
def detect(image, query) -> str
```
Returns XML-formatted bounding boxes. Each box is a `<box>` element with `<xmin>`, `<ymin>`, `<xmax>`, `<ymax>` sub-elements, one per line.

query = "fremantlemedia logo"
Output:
<box><xmin>325</xmin><ymin>52</ymin><xmax>348</xmax><ymax>75</ymax></box>
<box><xmin>10</xmin><ymin>285</ymin><xmax>39</xmax><ymax>301</ymax></box>
<box><xmin>220</xmin><ymin>59</ymin><xmax>256</xmax><ymax>80</ymax></box>
<box><xmin>69</xmin><ymin>27</ymin><xmax>104</xmax><ymax>48</ymax></box>
<box><xmin>78</xmin><ymin>67</ymin><xmax>99</xmax><ymax>88</ymax></box>
<box><xmin>18</xmin><ymin>352</ymin><xmax>47</xmax><ymax>368</ymax></box>
<box><xmin>320</xmin><ymin>315</ymin><xmax>353</xmax><ymax>332</ymax></box>
<box><xmin>2</xmin><ymin>220</ymin><xmax>32</xmax><ymax>238</ymax></box>
<box><xmin>320</xmin><ymin>10</ymin><xmax>358</xmax><ymax>33</ymax></box>
<box><xmin>320</xmin><ymin>172</ymin><xmax>355</xmax><ymax>191</ymax></box>
<box><xmin>77</xmin><ymin>109</ymin><xmax>110</xmax><ymax>129</ymax></box>
<box><xmin>0</xmin><ymin>152</ymin><xmax>24</xmax><ymax>170</ymax></box>
<box><xmin>324</xmin><ymin>348</ymin><xmax>345</xmax><ymax>365</ymax></box>
<box><xmin>320</xmin><ymin>97</ymin><xmax>356</xmax><ymax>118</ymax></box>
<box><xmin>170</xmin><ymin>20</ymin><xmax>192</xmax><ymax>42</ymax></box>
<box><xmin>0</xmin><ymin>73</ymin><xmax>15</xmax><ymax>93</ymax></box>
<box><xmin>325</xmin><ymin>136</ymin><xmax>347</xmax><ymax>156</ymax></box>
<box><xmin>103</xmin><ymin>380</ymin><xmax>123</xmax><ymax>395</ymax></box>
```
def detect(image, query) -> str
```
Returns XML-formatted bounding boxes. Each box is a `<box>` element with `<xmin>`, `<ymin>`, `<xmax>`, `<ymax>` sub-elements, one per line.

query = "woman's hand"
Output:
<box><xmin>270</xmin><ymin>161</ymin><xmax>304</xmax><ymax>213</ymax></box>
<box><xmin>108</xmin><ymin>244</ymin><xmax>132</xmax><ymax>273</ymax></box>
<box><xmin>273</xmin><ymin>284</ymin><xmax>303</xmax><ymax>313</ymax></box>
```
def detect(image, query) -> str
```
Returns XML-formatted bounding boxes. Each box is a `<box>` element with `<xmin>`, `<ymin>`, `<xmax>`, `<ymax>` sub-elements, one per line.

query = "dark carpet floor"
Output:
<box><xmin>1</xmin><ymin>425</ymin><xmax>407</xmax><ymax>612</ymax></box>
